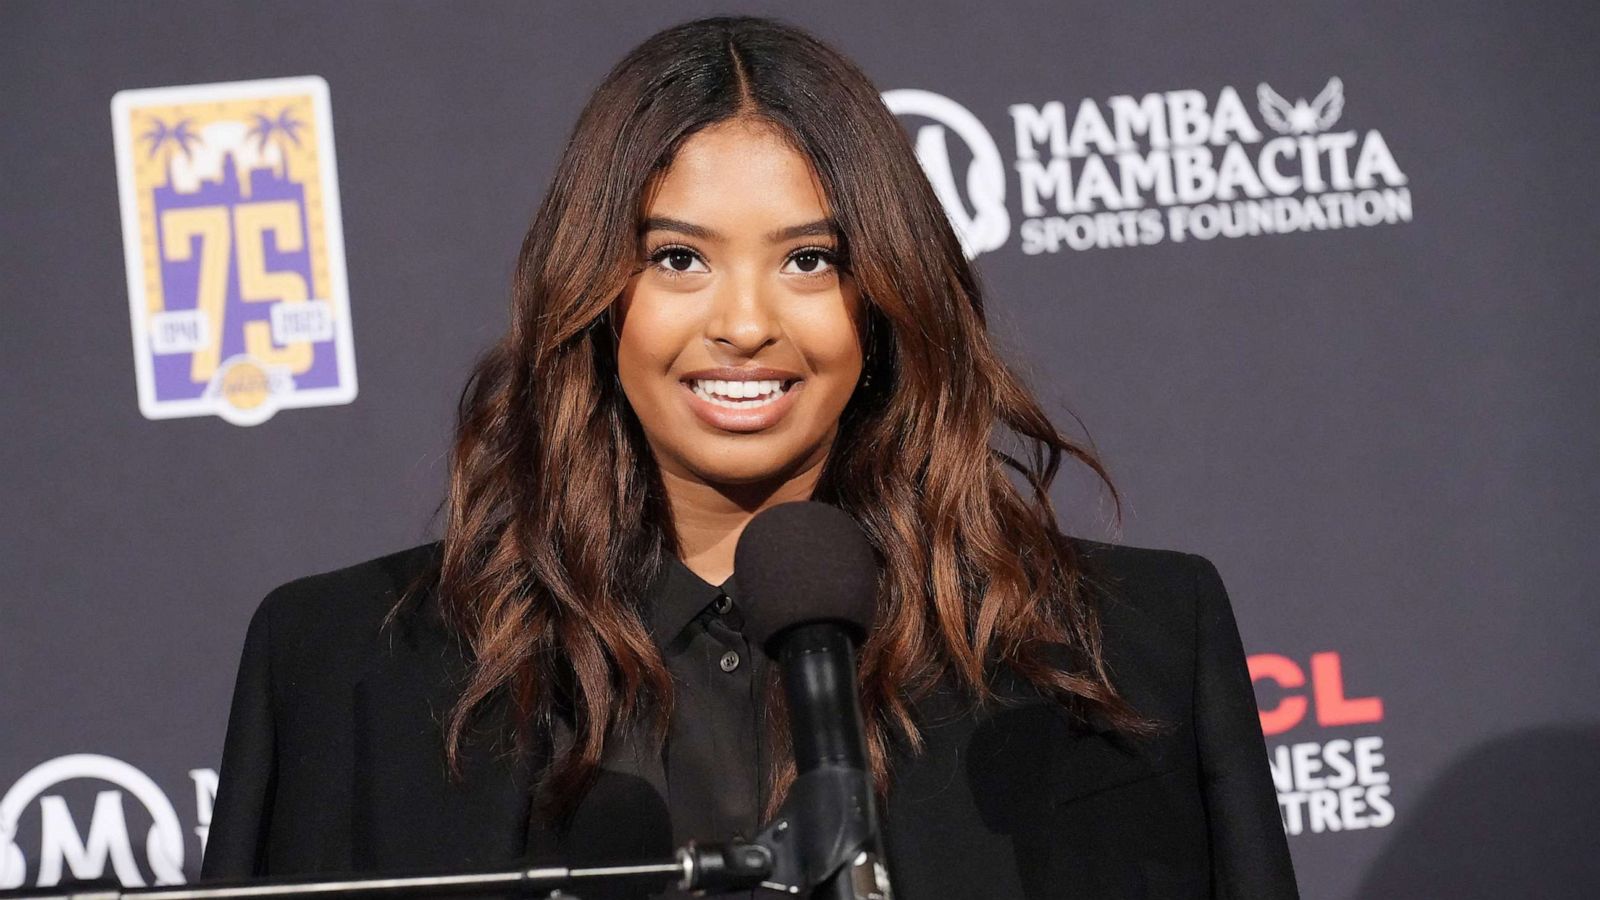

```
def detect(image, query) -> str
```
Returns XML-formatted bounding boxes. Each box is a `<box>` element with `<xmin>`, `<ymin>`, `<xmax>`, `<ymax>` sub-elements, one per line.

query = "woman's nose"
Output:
<box><xmin>704</xmin><ymin>274</ymin><xmax>780</xmax><ymax>355</ymax></box>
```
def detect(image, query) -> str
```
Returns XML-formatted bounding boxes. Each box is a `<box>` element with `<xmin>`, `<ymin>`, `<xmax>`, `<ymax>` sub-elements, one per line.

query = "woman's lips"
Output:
<box><xmin>681</xmin><ymin>379</ymin><xmax>804</xmax><ymax>433</ymax></box>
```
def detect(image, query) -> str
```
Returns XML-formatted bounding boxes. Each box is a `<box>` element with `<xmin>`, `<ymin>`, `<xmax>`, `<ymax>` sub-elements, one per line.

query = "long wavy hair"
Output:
<box><xmin>401</xmin><ymin>13</ymin><xmax>1160</xmax><ymax>824</ymax></box>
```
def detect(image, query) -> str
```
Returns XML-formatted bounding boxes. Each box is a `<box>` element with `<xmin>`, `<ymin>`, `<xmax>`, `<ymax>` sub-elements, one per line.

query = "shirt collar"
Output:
<box><xmin>645</xmin><ymin>553</ymin><xmax>742</xmax><ymax>647</ymax></box>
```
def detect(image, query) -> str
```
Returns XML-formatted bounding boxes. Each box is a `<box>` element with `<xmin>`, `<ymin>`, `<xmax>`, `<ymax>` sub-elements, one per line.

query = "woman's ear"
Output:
<box><xmin>590</xmin><ymin>304</ymin><xmax>622</xmax><ymax>349</ymax></box>
<box><xmin>607</xmin><ymin>296</ymin><xmax>627</xmax><ymax>345</ymax></box>
<box><xmin>590</xmin><ymin>306</ymin><xmax>625</xmax><ymax>394</ymax></box>
<box><xmin>860</xmin><ymin>304</ymin><xmax>876</xmax><ymax>388</ymax></box>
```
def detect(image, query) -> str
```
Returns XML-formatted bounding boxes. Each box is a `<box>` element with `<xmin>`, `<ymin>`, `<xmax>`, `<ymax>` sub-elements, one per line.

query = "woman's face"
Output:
<box><xmin>614</xmin><ymin>118</ymin><xmax>865</xmax><ymax>490</ymax></box>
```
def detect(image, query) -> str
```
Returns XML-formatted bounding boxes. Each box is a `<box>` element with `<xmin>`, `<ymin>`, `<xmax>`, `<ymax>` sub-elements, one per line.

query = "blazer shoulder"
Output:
<box><xmin>1063</xmin><ymin>533</ymin><xmax>1217</xmax><ymax>625</ymax></box>
<box><xmin>252</xmin><ymin>540</ymin><xmax>445</xmax><ymax>646</ymax></box>
<box><xmin>1065</xmin><ymin>533</ymin><xmax>1207</xmax><ymax>577</ymax></box>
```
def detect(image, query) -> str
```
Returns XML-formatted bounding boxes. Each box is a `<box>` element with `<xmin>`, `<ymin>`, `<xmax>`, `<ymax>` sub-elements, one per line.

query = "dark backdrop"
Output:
<box><xmin>4</xmin><ymin>2</ymin><xmax>1597</xmax><ymax>897</ymax></box>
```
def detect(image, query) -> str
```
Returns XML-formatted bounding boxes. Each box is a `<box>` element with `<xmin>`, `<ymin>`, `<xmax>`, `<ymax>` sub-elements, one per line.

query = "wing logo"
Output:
<box><xmin>111</xmin><ymin>76</ymin><xmax>357</xmax><ymax>426</ymax></box>
<box><xmin>1258</xmin><ymin>77</ymin><xmax>1346</xmax><ymax>135</ymax></box>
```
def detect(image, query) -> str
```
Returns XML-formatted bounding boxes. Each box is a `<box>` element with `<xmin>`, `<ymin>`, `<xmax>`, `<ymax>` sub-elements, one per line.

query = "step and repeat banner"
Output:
<box><xmin>3</xmin><ymin>2</ymin><xmax>1596</xmax><ymax>897</ymax></box>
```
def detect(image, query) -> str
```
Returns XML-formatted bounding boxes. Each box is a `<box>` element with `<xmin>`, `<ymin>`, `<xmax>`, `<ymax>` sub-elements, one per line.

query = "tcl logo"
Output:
<box><xmin>1248</xmin><ymin>651</ymin><xmax>1383</xmax><ymax>736</ymax></box>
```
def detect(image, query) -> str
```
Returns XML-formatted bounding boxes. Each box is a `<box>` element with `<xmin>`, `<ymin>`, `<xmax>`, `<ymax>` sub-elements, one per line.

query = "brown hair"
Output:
<box><xmin>401</xmin><ymin>13</ymin><xmax>1158</xmax><ymax>824</ymax></box>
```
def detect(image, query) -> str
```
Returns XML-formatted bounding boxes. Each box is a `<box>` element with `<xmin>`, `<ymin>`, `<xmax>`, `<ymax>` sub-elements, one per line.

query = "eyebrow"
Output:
<box><xmin>639</xmin><ymin>216</ymin><xmax>839</xmax><ymax>243</ymax></box>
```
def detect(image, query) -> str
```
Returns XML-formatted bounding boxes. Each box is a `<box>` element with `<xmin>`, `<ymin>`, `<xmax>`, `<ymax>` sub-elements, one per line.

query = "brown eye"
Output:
<box><xmin>783</xmin><ymin>247</ymin><xmax>841</xmax><ymax>277</ymax></box>
<box><xmin>647</xmin><ymin>245</ymin><xmax>708</xmax><ymax>278</ymax></box>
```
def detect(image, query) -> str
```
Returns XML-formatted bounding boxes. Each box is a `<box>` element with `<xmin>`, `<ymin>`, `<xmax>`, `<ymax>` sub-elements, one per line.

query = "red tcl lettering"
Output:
<box><xmin>1247</xmin><ymin>651</ymin><xmax>1384</xmax><ymax>736</ymax></box>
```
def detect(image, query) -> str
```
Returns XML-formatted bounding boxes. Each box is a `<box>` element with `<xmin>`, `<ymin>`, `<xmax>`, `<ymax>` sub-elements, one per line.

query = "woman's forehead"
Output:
<box><xmin>643</xmin><ymin>123</ymin><xmax>830</xmax><ymax>224</ymax></box>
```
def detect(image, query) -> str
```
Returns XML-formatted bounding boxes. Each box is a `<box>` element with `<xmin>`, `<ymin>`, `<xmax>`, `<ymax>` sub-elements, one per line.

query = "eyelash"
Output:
<box><xmin>644</xmin><ymin>243</ymin><xmax>846</xmax><ymax>280</ymax></box>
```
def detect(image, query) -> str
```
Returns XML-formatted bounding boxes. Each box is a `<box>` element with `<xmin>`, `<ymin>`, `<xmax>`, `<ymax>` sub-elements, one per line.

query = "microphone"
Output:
<box><xmin>736</xmin><ymin>501</ymin><xmax>889</xmax><ymax>900</ymax></box>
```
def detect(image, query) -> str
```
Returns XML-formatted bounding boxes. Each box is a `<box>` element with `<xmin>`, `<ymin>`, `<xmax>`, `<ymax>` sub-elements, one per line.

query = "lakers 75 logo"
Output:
<box><xmin>111</xmin><ymin>76</ymin><xmax>356</xmax><ymax>425</ymax></box>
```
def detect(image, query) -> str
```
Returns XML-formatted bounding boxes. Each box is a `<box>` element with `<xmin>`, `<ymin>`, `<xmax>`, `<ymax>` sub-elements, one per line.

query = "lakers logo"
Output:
<box><xmin>111</xmin><ymin>76</ymin><xmax>357</xmax><ymax>426</ymax></box>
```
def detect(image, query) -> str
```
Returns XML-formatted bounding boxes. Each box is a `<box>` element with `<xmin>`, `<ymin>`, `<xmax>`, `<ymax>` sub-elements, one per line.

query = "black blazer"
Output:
<box><xmin>201</xmin><ymin>537</ymin><xmax>1298</xmax><ymax>899</ymax></box>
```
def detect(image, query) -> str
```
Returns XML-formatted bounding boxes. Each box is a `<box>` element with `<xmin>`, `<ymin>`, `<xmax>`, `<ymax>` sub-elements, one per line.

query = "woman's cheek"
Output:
<box><xmin>792</xmin><ymin>294</ymin><xmax>864</xmax><ymax>375</ymax></box>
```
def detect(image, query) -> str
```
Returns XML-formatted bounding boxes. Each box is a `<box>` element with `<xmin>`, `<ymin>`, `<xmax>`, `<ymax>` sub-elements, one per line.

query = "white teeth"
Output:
<box><xmin>689</xmin><ymin>378</ymin><xmax>790</xmax><ymax>408</ymax></box>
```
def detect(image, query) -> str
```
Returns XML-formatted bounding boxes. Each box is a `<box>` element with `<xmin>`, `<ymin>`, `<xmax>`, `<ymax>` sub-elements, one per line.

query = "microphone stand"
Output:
<box><xmin>0</xmin><ymin>840</ymin><xmax>772</xmax><ymax>900</ymax></box>
<box><xmin>0</xmin><ymin>757</ymin><xmax>885</xmax><ymax>900</ymax></box>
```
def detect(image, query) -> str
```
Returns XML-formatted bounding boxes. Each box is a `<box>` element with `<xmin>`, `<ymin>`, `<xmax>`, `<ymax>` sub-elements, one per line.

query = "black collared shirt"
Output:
<box><xmin>641</xmin><ymin>553</ymin><xmax>771</xmax><ymax>849</ymax></box>
<box><xmin>529</xmin><ymin>554</ymin><xmax>778</xmax><ymax>898</ymax></box>
<box><xmin>545</xmin><ymin>553</ymin><xmax>774</xmax><ymax>898</ymax></box>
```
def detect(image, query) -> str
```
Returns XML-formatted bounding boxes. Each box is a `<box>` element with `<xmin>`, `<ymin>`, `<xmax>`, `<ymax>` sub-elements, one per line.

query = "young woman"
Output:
<box><xmin>202</xmin><ymin>14</ymin><xmax>1297</xmax><ymax>900</ymax></box>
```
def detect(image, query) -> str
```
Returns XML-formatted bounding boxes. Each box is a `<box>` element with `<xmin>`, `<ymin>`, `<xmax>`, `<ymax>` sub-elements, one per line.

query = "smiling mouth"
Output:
<box><xmin>687</xmin><ymin>378</ymin><xmax>800</xmax><ymax>409</ymax></box>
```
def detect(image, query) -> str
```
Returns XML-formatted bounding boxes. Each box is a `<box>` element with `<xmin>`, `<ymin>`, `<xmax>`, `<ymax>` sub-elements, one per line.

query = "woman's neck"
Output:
<box><xmin>660</xmin><ymin>456</ymin><xmax>826</xmax><ymax>585</ymax></box>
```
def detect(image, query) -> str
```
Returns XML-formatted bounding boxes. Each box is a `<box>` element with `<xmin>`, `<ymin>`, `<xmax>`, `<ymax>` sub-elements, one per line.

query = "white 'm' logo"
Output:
<box><xmin>0</xmin><ymin>754</ymin><xmax>185</xmax><ymax>888</ymax></box>
<box><xmin>881</xmin><ymin>88</ymin><xmax>1011</xmax><ymax>260</ymax></box>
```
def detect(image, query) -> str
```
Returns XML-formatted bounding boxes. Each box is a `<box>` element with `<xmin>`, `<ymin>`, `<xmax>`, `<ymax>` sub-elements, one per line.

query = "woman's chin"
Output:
<box><xmin>670</xmin><ymin>444</ymin><xmax>829</xmax><ymax>493</ymax></box>
<box><xmin>691</xmin><ymin>460</ymin><xmax>806</xmax><ymax>489</ymax></box>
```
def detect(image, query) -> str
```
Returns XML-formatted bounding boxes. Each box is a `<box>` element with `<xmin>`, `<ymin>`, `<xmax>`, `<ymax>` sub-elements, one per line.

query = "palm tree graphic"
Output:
<box><xmin>246</xmin><ymin>107</ymin><xmax>306</xmax><ymax>179</ymax></box>
<box><xmin>140</xmin><ymin>117</ymin><xmax>201</xmax><ymax>183</ymax></box>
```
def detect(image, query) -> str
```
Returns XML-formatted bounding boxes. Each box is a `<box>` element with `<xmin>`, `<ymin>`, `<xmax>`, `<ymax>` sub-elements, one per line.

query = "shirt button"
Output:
<box><xmin>713</xmin><ymin>594</ymin><xmax>734</xmax><ymax>615</ymax></box>
<box><xmin>719</xmin><ymin>650</ymin><xmax>741</xmax><ymax>672</ymax></box>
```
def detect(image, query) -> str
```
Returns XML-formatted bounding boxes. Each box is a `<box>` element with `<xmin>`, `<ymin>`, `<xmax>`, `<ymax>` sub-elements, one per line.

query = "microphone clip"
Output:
<box><xmin>750</xmin><ymin>765</ymin><xmax>890</xmax><ymax>899</ymax></box>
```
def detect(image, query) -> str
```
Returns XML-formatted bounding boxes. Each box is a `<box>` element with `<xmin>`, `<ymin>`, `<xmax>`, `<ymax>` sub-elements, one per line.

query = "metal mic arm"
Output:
<box><xmin>0</xmin><ymin>841</ymin><xmax>774</xmax><ymax>900</ymax></box>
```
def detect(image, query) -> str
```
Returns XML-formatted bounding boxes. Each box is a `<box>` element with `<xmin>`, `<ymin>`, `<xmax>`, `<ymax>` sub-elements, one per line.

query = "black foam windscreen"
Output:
<box><xmin>734</xmin><ymin>501</ymin><xmax>879</xmax><ymax>655</ymax></box>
